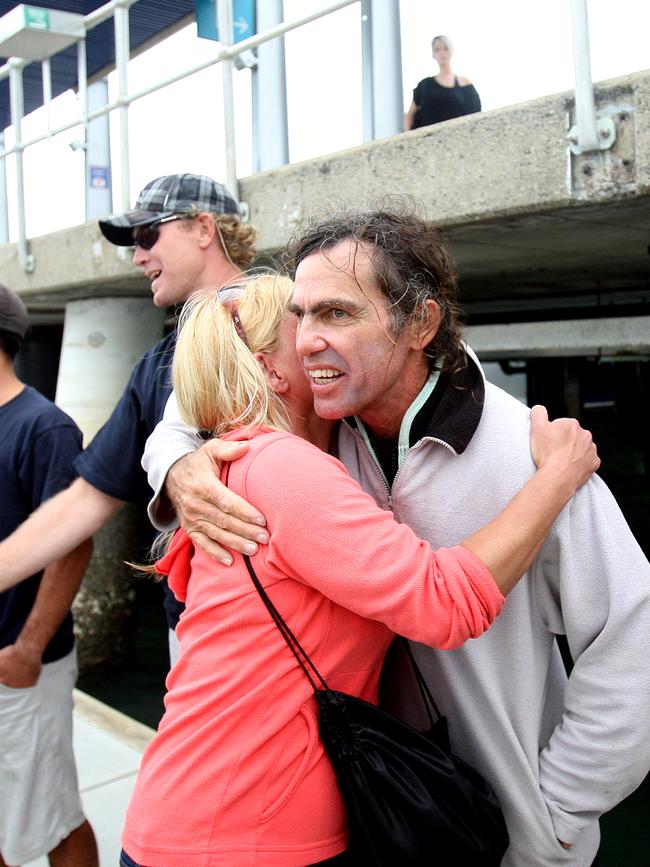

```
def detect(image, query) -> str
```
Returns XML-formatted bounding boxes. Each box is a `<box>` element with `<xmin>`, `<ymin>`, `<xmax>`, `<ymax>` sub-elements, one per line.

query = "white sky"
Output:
<box><xmin>4</xmin><ymin>0</ymin><xmax>650</xmax><ymax>240</ymax></box>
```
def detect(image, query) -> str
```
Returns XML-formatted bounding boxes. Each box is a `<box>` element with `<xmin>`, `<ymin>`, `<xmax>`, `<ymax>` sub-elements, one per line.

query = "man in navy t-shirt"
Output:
<box><xmin>0</xmin><ymin>174</ymin><xmax>259</xmax><ymax>659</ymax></box>
<box><xmin>0</xmin><ymin>284</ymin><xmax>98</xmax><ymax>865</ymax></box>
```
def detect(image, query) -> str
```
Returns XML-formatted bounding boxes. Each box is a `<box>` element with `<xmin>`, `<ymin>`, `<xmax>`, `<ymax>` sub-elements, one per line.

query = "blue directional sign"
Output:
<box><xmin>195</xmin><ymin>0</ymin><xmax>256</xmax><ymax>44</ymax></box>
<box><xmin>89</xmin><ymin>166</ymin><xmax>111</xmax><ymax>190</ymax></box>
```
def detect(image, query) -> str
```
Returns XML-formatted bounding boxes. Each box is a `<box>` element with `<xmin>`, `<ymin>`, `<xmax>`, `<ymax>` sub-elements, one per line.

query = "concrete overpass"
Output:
<box><xmin>3</xmin><ymin>68</ymin><xmax>649</xmax><ymax>330</ymax></box>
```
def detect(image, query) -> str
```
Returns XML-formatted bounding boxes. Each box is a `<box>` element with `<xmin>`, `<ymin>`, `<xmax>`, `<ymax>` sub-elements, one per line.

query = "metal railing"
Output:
<box><xmin>0</xmin><ymin>0</ymin><xmax>616</xmax><ymax>273</ymax></box>
<box><xmin>0</xmin><ymin>0</ymin><xmax>361</xmax><ymax>272</ymax></box>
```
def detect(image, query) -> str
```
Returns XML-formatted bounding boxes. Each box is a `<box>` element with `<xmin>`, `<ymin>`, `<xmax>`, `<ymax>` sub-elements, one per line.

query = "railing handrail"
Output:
<box><xmin>0</xmin><ymin>0</ymin><xmax>359</xmax><ymax>161</ymax></box>
<box><xmin>0</xmin><ymin>0</ymin><xmax>361</xmax><ymax>271</ymax></box>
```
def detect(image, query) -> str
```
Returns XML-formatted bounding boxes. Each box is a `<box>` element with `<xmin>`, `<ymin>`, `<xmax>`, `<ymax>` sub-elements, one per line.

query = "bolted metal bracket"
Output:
<box><xmin>18</xmin><ymin>245</ymin><xmax>35</xmax><ymax>273</ymax></box>
<box><xmin>234</xmin><ymin>48</ymin><xmax>257</xmax><ymax>71</ymax></box>
<box><xmin>568</xmin><ymin>115</ymin><xmax>617</xmax><ymax>155</ymax></box>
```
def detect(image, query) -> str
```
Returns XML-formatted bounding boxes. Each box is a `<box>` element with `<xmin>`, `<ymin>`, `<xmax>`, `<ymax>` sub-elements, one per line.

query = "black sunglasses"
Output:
<box><xmin>132</xmin><ymin>214</ymin><xmax>192</xmax><ymax>250</ymax></box>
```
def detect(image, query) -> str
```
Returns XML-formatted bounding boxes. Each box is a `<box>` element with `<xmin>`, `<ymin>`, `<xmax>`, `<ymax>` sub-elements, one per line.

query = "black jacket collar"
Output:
<box><xmin>345</xmin><ymin>350</ymin><xmax>485</xmax><ymax>455</ymax></box>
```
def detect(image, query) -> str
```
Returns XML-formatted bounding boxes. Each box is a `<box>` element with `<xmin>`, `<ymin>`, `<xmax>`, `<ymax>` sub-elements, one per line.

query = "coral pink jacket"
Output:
<box><xmin>122</xmin><ymin>430</ymin><xmax>503</xmax><ymax>866</ymax></box>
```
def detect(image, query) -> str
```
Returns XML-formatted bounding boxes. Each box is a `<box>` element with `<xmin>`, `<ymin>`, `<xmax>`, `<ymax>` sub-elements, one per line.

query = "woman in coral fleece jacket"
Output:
<box><xmin>120</xmin><ymin>275</ymin><xmax>597</xmax><ymax>867</ymax></box>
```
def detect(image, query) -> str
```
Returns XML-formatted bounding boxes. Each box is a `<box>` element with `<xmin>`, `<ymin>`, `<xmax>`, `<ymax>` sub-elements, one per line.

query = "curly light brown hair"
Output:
<box><xmin>212</xmin><ymin>214</ymin><xmax>257</xmax><ymax>269</ymax></box>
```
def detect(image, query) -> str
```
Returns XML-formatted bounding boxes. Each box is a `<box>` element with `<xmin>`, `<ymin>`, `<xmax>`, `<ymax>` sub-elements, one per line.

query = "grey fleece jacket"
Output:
<box><xmin>337</xmin><ymin>348</ymin><xmax>650</xmax><ymax>867</ymax></box>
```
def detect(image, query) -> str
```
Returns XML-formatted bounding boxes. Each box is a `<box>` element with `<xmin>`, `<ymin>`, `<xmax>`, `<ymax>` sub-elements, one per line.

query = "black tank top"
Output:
<box><xmin>412</xmin><ymin>76</ymin><xmax>481</xmax><ymax>128</ymax></box>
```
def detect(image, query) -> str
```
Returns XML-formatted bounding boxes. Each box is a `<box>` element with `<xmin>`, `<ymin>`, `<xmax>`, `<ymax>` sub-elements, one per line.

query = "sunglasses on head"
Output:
<box><xmin>218</xmin><ymin>284</ymin><xmax>250</xmax><ymax>348</ymax></box>
<box><xmin>132</xmin><ymin>214</ymin><xmax>192</xmax><ymax>250</ymax></box>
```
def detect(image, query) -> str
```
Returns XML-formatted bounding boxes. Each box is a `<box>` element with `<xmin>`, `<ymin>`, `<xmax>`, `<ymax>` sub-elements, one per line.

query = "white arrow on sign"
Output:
<box><xmin>234</xmin><ymin>16</ymin><xmax>249</xmax><ymax>35</ymax></box>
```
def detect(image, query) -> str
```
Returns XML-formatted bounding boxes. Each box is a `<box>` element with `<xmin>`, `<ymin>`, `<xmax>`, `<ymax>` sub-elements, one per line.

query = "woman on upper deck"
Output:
<box><xmin>405</xmin><ymin>35</ymin><xmax>481</xmax><ymax>130</ymax></box>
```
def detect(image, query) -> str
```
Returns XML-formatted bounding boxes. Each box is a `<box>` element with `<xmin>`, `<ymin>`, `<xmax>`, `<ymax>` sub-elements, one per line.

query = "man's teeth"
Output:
<box><xmin>309</xmin><ymin>369</ymin><xmax>341</xmax><ymax>381</ymax></box>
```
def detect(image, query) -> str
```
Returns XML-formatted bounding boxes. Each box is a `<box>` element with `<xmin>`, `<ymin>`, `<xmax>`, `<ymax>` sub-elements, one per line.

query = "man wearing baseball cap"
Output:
<box><xmin>0</xmin><ymin>174</ymin><xmax>260</xmax><ymax>662</ymax></box>
<box><xmin>0</xmin><ymin>284</ymin><xmax>97</xmax><ymax>865</ymax></box>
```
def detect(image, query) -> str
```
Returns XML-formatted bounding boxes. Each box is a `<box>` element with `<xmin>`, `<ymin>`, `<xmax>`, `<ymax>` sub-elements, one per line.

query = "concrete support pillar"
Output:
<box><xmin>56</xmin><ymin>297</ymin><xmax>165</xmax><ymax>671</ymax></box>
<box><xmin>56</xmin><ymin>297</ymin><xmax>164</xmax><ymax>442</ymax></box>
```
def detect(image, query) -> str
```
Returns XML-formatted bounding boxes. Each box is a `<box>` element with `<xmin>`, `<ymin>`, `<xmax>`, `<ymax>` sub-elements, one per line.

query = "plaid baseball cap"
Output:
<box><xmin>99</xmin><ymin>174</ymin><xmax>239</xmax><ymax>246</ymax></box>
<box><xmin>0</xmin><ymin>284</ymin><xmax>29</xmax><ymax>340</ymax></box>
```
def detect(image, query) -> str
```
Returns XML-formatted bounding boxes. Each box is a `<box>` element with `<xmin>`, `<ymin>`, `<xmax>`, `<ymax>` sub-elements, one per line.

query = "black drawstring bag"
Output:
<box><xmin>244</xmin><ymin>555</ymin><xmax>509</xmax><ymax>867</ymax></box>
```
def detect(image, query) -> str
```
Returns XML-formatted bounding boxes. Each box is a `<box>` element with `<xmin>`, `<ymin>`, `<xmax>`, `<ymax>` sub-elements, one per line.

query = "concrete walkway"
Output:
<box><xmin>26</xmin><ymin>690</ymin><xmax>155</xmax><ymax>867</ymax></box>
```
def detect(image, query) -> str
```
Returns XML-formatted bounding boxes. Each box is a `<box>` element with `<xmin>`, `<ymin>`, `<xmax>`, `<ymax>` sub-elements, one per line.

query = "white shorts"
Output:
<box><xmin>0</xmin><ymin>648</ymin><xmax>85</xmax><ymax>866</ymax></box>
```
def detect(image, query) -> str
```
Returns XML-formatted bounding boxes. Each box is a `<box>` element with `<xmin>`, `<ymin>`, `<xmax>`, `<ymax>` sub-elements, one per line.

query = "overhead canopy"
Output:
<box><xmin>0</xmin><ymin>0</ymin><xmax>195</xmax><ymax>131</ymax></box>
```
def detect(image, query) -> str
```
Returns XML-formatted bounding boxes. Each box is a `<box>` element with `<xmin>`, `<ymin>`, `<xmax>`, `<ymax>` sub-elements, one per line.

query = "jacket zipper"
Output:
<box><xmin>344</xmin><ymin>424</ymin><xmax>459</xmax><ymax>511</ymax></box>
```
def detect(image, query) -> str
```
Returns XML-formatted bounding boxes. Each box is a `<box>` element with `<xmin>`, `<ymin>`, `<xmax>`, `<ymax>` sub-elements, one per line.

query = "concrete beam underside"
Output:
<box><xmin>467</xmin><ymin>315</ymin><xmax>650</xmax><ymax>358</ymax></box>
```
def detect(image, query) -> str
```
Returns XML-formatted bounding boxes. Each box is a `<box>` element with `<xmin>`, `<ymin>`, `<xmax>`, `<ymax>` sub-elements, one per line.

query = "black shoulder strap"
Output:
<box><xmin>243</xmin><ymin>554</ymin><xmax>329</xmax><ymax>693</ymax></box>
<box><xmin>231</xmin><ymin>446</ymin><xmax>442</xmax><ymax>721</ymax></box>
<box><xmin>397</xmin><ymin>637</ymin><xmax>444</xmax><ymax>727</ymax></box>
<box><xmin>243</xmin><ymin>556</ymin><xmax>443</xmax><ymax>726</ymax></box>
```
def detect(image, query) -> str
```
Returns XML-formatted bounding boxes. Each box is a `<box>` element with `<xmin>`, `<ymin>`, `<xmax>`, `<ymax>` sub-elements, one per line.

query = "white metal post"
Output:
<box><xmin>77</xmin><ymin>37</ymin><xmax>88</xmax><ymax>131</ymax></box>
<box><xmin>41</xmin><ymin>58</ymin><xmax>52</xmax><ymax>133</ymax></box>
<box><xmin>218</xmin><ymin>0</ymin><xmax>239</xmax><ymax>202</ymax></box>
<box><xmin>370</xmin><ymin>0</ymin><xmax>403</xmax><ymax>139</ymax></box>
<box><xmin>569</xmin><ymin>0</ymin><xmax>599</xmax><ymax>152</ymax></box>
<box><xmin>361</xmin><ymin>0</ymin><xmax>374</xmax><ymax>142</ymax></box>
<box><xmin>0</xmin><ymin>132</ymin><xmax>8</xmax><ymax>244</ymax></box>
<box><xmin>86</xmin><ymin>79</ymin><xmax>113</xmax><ymax>219</ymax></box>
<box><xmin>114</xmin><ymin>2</ymin><xmax>130</xmax><ymax>210</ymax></box>
<box><xmin>255</xmin><ymin>0</ymin><xmax>289</xmax><ymax>171</ymax></box>
<box><xmin>9</xmin><ymin>62</ymin><xmax>33</xmax><ymax>272</ymax></box>
<box><xmin>251</xmin><ymin>55</ymin><xmax>260</xmax><ymax>173</ymax></box>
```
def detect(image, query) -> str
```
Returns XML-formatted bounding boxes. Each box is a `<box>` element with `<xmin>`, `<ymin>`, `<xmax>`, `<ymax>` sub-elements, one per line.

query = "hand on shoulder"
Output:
<box><xmin>529</xmin><ymin>405</ymin><xmax>600</xmax><ymax>494</ymax></box>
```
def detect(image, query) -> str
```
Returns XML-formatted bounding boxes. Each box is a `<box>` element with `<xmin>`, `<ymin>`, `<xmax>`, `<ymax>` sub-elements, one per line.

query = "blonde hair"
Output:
<box><xmin>173</xmin><ymin>273</ymin><xmax>294</xmax><ymax>437</ymax></box>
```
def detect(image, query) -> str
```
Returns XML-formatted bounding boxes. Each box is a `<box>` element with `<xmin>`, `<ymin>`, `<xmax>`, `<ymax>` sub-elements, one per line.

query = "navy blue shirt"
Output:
<box><xmin>0</xmin><ymin>386</ymin><xmax>82</xmax><ymax>662</ymax></box>
<box><xmin>74</xmin><ymin>330</ymin><xmax>183</xmax><ymax>625</ymax></box>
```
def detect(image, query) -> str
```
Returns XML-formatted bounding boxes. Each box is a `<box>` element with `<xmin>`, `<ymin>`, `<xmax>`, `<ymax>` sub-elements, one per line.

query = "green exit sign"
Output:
<box><xmin>0</xmin><ymin>5</ymin><xmax>85</xmax><ymax>60</ymax></box>
<box><xmin>24</xmin><ymin>6</ymin><xmax>50</xmax><ymax>31</ymax></box>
